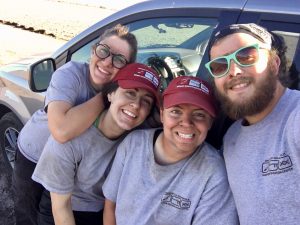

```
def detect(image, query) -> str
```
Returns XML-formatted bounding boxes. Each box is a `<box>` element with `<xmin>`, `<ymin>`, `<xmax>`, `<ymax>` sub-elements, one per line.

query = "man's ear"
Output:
<box><xmin>272</xmin><ymin>54</ymin><xmax>281</xmax><ymax>75</ymax></box>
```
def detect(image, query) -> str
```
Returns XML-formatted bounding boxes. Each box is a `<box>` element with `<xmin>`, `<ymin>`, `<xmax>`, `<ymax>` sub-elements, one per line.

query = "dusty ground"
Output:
<box><xmin>0</xmin><ymin>0</ymin><xmax>145</xmax><ymax>66</ymax></box>
<box><xmin>0</xmin><ymin>0</ymin><xmax>117</xmax><ymax>66</ymax></box>
<box><xmin>0</xmin><ymin>0</ymin><xmax>143</xmax><ymax>224</ymax></box>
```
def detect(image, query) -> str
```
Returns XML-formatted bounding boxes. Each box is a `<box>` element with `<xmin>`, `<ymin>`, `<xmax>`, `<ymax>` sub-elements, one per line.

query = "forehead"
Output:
<box><xmin>165</xmin><ymin>103</ymin><xmax>207</xmax><ymax>112</ymax></box>
<box><xmin>118</xmin><ymin>87</ymin><xmax>154</xmax><ymax>98</ymax></box>
<box><xmin>100</xmin><ymin>35</ymin><xmax>131</xmax><ymax>56</ymax></box>
<box><xmin>210</xmin><ymin>33</ymin><xmax>264</xmax><ymax>57</ymax></box>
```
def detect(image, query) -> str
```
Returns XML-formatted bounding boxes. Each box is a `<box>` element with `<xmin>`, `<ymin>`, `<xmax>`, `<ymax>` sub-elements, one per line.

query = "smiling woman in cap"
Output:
<box><xmin>31</xmin><ymin>63</ymin><xmax>161</xmax><ymax>225</ymax></box>
<box><xmin>103</xmin><ymin>76</ymin><xmax>238</xmax><ymax>225</ymax></box>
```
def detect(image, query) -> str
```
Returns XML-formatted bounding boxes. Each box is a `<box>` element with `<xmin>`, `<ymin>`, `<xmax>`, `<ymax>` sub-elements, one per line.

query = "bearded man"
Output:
<box><xmin>205</xmin><ymin>23</ymin><xmax>300</xmax><ymax>225</ymax></box>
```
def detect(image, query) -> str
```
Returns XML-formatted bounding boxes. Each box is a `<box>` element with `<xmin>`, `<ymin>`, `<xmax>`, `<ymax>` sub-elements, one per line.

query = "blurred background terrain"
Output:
<box><xmin>0</xmin><ymin>0</ymin><xmax>144</xmax><ymax>65</ymax></box>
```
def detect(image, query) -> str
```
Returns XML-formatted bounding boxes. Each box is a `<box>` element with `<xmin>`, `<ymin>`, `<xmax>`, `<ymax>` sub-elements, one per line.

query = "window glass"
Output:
<box><xmin>71</xmin><ymin>17</ymin><xmax>218</xmax><ymax>90</ymax></box>
<box><xmin>273</xmin><ymin>30</ymin><xmax>300</xmax><ymax>90</ymax></box>
<box><xmin>71</xmin><ymin>40</ymin><xmax>97</xmax><ymax>63</ymax></box>
<box><xmin>129</xmin><ymin>18</ymin><xmax>217</xmax><ymax>90</ymax></box>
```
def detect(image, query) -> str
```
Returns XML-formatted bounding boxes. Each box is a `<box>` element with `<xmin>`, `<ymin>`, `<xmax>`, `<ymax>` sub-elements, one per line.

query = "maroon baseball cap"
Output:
<box><xmin>112</xmin><ymin>63</ymin><xmax>161</xmax><ymax>104</ymax></box>
<box><xmin>162</xmin><ymin>76</ymin><xmax>217</xmax><ymax>117</ymax></box>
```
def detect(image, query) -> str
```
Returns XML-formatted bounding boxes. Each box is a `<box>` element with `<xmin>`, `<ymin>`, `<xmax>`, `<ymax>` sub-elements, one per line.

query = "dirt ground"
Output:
<box><xmin>0</xmin><ymin>158</ymin><xmax>14</xmax><ymax>225</ymax></box>
<box><xmin>0</xmin><ymin>0</ymin><xmax>117</xmax><ymax>66</ymax></box>
<box><xmin>0</xmin><ymin>0</ymin><xmax>143</xmax><ymax>224</ymax></box>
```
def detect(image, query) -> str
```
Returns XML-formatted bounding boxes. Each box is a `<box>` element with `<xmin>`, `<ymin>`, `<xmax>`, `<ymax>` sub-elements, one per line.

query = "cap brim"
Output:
<box><xmin>163</xmin><ymin>92</ymin><xmax>216</xmax><ymax>117</ymax></box>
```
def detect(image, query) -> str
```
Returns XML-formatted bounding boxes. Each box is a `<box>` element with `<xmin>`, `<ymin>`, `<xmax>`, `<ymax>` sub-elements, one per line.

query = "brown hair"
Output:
<box><xmin>95</xmin><ymin>24</ymin><xmax>137</xmax><ymax>63</ymax></box>
<box><xmin>269</xmin><ymin>32</ymin><xmax>290</xmax><ymax>87</ymax></box>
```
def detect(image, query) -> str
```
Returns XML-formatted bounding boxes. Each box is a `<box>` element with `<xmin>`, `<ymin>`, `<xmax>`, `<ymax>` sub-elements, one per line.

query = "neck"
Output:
<box><xmin>245</xmin><ymin>84</ymin><xmax>286</xmax><ymax>125</ymax></box>
<box><xmin>154</xmin><ymin>133</ymin><xmax>189</xmax><ymax>165</ymax></box>
<box><xmin>98</xmin><ymin>111</ymin><xmax>125</xmax><ymax>139</ymax></box>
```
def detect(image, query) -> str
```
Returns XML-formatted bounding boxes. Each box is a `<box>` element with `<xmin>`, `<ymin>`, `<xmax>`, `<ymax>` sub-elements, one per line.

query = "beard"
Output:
<box><xmin>214</xmin><ymin>64</ymin><xmax>278</xmax><ymax>120</ymax></box>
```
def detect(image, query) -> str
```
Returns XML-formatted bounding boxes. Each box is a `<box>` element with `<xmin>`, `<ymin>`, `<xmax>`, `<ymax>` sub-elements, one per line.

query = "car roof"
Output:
<box><xmin>52</xmin><ymin>0</ymin><xmax>300</xmax><ymax>59</ymax></box>
<box><xmin>245</xmin><ymin>0</ymin><xmax>300</xmax><ymax>15</ymax></box>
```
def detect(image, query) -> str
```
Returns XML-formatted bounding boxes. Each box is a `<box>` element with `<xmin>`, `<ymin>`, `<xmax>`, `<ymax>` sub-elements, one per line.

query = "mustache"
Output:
<box><xmin>224</xmin><ymin>76</ymin><xmax>254</xmax><ymax>89</ymax></box>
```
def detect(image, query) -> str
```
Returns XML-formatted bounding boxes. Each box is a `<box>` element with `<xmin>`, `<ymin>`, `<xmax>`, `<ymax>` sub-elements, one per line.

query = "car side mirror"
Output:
<box><xmin>29</xmin><ymin>58</ymin><xmax>56</xmax><ymax>92</ymax></box>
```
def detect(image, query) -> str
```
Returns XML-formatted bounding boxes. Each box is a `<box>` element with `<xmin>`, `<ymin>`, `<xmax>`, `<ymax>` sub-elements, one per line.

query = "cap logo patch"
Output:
<box><xmin>134</xmin><ymin>67</ymin><xmax>159</xmax><ymax>88</ymax></box>
<box><xmin>176</xmin><ymin>78</ymin><xmax>209</xmax><ymax>94</ymax></box>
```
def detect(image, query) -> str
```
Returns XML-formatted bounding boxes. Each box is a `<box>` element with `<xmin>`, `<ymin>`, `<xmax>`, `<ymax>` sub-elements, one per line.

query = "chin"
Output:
<box><xmin>118</xmin><ymin>121</ymin><xmax>137</xmax><ymax>131</ymax></box>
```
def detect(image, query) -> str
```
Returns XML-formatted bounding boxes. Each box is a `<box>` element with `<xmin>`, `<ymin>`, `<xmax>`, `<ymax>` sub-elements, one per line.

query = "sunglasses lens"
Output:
<box><xmin>209</xmin><ymin>57</ymin><xmax>228</xmax><ymax>77</ymax></box>
<box><xmin>236</xmin><ymin>45</ymin><xmax>259</xmax><ymax>66</ymax></box>
<box><xmin>113</xmin><ymin>55</ymin><xmax>127</xmax><ymax>69</ymax></box>
<box><xmin>95</xmin><ymin>45</ymin><xmax>110</xmax><ymax>59</ymax></box>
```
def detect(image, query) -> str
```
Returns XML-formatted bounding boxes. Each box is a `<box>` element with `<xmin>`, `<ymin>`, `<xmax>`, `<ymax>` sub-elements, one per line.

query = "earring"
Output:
<box><xmin>107</xmin><ymin>94</ymin><xmax>112</xmax><ymax>102</ymax></box>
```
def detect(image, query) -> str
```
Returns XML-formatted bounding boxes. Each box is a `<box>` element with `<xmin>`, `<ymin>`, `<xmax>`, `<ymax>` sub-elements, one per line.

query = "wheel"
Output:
<box><xmin>0</xmin><ymin>112</ymin><xmax>23</xmax><ymax>170</ymax></box>
<box><xmin>146</xmin><ymin>56</ymin><xmax>174</xmax><ymax>92</ymax></box>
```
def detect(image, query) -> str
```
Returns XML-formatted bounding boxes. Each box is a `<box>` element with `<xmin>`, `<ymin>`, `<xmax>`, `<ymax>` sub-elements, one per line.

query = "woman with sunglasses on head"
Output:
<box><xmin>32</xmin><ymin>63</ymin><xmax>161</xmax><ymax>225</ymax></box>
<box><xmin>13</xmin><ymin>24</ymin><xmax>137</xmax><ymax>225</ymax></box>
<box><xmin>103</xmin><ymin>76</ymin><xmax>238</xmax><ymax>225</ymax></box>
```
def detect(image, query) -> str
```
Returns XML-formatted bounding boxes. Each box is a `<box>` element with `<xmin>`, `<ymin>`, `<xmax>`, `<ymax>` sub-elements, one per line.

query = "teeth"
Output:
<box><xmin>232</xmin><ymin>83</ymin><xmax>247</xmax><ymax>89</ymax></box>
<box><xmin>97</xmin><ymin>66</ymin><xmax>109</xmax><ymax>74</ymax></box>
<box><xmin>123</xmin><ymin>109</ymin><xmax>136</xmax><ymax>118</ymax></box>
<box><xmin>178</xmin><ymin>132</ymin><xmax>193</xmax><ymax>139</ymax></box>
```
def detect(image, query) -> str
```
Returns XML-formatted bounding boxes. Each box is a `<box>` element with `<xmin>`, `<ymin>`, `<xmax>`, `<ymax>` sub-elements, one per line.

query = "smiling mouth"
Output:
<box><xmin>227</xmin><ymin>77</ymin><xmax>252</xmax><ymax>90</ymax></box>
<box><xmin>231</xmin><ymin>82</ymin><xmax>249</xmax><ymax>90</ymax></box>
<box><xmin>177</xmin><ymin>132</ymin><xmax>194</xmax><ymax>139</ymax></box>
<box><xmin>123</xmin><ymin>109</ymin><xmax>137</xmax><ymax>118</ymax></box>
<box><xmin>97</xmin><ymin>65</ymin><xmax>109</xmax><ymax>75</ymax></box>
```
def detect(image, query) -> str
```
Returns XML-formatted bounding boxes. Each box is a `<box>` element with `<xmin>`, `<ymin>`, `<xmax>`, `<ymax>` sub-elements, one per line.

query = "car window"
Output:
<box><xmin>71</xmin><ymin>40</ymin><xmax>97</xmax><ymax>63</ymax></box>
<box><xmin>70</xmin><ymin>17</ymin><xmax>218</xmax><ymax>90</ymax></box>
<box><xmin>273</xmin><ymin>31</ymin><xmax>300</xmax><ymax>90</ymax></box>
<box><xmin>258</xmin><ymin>21</ymin><xmax>300</xmax><ymax>91</ymax></box>
<box><xmin>130</xmin><ymin>17</ymin><xmax>217</xmax><ymax>76</ymax></box>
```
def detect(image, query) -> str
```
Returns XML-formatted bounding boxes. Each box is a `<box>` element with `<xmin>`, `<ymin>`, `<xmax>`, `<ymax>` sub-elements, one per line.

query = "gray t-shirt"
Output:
<box><xmin>18</xmin><ymin>61</ymin><xmax>96</xmax><ymax>162</ymax></box>
<box><xmin>223</xmin><ymin>88</ymin><xmax>300</xmax><ymax>225</ymax></box>
<box><xmin>32</xmin><ymin>126</ymin><xmax>119</xmax><ymax>212</ymax></box>
<box><xmin>103</xmin><ymin>129</ymin><xmax>238</xmax><ymax>225</ymax></box>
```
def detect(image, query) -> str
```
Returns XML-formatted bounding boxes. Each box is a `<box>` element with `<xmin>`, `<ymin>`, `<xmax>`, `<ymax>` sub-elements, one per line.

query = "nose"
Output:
<box><xmin>101</xmin><ymin>54</ymin><xmax>113</xmax><ymax>68</ymax></box>
<box><xmin>130</xmin><ymin>98</ymin><xmax>141</xmax><ymax>109</ymax></box>
<box><xmin>180</xmin><ymin>113</ymin><xmax>193</xmax><ymax>127</ymax></box>
<box><xmin>228</xmin><ymin>59</ymin><xmax>242</xmax><ymax>77</ymax></box>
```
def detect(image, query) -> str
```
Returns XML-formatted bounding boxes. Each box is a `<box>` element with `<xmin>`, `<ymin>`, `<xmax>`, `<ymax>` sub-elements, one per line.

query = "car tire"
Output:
<box><xmin>0</xmin><ymin>112</ymin><xmax>23</xmax><ymax>170</ymax></box>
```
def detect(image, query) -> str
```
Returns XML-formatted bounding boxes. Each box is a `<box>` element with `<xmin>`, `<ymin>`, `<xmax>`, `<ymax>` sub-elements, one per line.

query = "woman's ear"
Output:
<box><xmin>160</xmin><ymin>108</ymin><xmax>164</xmax><ymax>124</ymax></box>
<box><xmin>208</xmin><ymin>117</ymin><xmax>214</xmax><ymax>130</ymax></box>
<box><xmin>107</xmin><ymin>92</ymin><xmax>112</xmax><ymax>102</ymax></box>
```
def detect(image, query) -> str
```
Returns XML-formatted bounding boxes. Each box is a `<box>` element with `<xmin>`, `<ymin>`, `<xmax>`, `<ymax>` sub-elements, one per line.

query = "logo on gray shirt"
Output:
<box><xmin>161</xmin><ymin>192</ymin><xmax>191</xmax><ymax>210</ymax></box>
<box><xmin>262</xmin><ymin>153</ymin><xmax>293</xmax><ymax>176</ymax></box>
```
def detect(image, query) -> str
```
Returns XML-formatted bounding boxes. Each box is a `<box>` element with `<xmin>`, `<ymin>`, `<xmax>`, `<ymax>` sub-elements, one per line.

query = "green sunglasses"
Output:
<box><xmin>205</xmin><ymin>43</ymin><xmax>267</xmax><ymax>78</ymax></box>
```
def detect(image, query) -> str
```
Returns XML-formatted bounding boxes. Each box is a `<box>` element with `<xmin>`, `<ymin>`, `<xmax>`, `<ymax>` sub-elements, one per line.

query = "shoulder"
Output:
<box><xmin>117</xmin><ymin>128</ymin><xmax>157</xmax><ymax>154</ymax></box>
<box><xmin>58</xmin><ymin>61</ymin><xmax>88</xmax><ymax>71</ymax></box>
<box><xmin>223</xmin><ymin>120</ymin><xmax>242</xmax><ymax>142</ymax></box>
<box><xmin>191</xmin><ymin>143</ymin><xmax>226</xmax><ymax>175</ymax></box>
<box><xmin>201</xmin><ymin>143</ymin><xmax>225</xmax><ymax>165</ymax></box>
<box><xmin>280</xmin><ymin>89</ymin><xmax>300</xmax><ymax>125</ymax></box>
<box><xmin>123</xmin><ymin>128</ymin><xmax>156</xmax><ymax>142</ymax></box>
<box><xmin>53</xmin><ymin>61</ymin><xmax>88</xmax><ymax>78</ymax></box>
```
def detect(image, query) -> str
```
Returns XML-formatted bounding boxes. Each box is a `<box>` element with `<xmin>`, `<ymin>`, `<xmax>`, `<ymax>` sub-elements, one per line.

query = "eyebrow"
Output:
<box><xmin>134</xmin><ymin>88</ymin><xmax>154</xmax><ymax>99</ymax></box>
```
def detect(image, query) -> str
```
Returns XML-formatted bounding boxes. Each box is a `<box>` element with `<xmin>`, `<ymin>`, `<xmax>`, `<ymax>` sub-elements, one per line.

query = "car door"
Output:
<box><xmin>239</xmin><ymin>0</ymin><xmax>300</xmax><ymax>91</ymax></box>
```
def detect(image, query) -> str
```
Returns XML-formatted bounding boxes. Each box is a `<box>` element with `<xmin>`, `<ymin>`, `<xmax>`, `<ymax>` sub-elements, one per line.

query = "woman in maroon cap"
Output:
<box><xmin>103</xmin><ymin>76</ymin><xmax>238</xmax><ymax>225</ymax></box>
<box><xmin>31</xmin><ymin>63</ymin><xmax>161</xmax><ymax>225</ymax></box>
